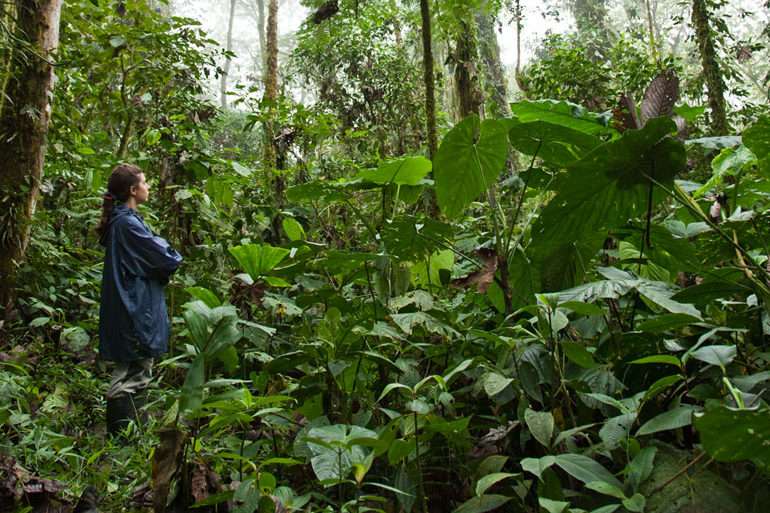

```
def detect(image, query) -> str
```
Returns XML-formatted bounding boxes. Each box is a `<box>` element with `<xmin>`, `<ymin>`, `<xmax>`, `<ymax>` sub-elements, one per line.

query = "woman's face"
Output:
<box><xmin>131</xmin><ymin>173</ymin><xmax>150</xmax><ymax>204</ymax></box>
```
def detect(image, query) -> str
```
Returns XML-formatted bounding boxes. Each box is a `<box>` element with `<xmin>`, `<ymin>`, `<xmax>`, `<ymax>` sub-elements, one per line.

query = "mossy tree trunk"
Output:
<box><xmin>476</xmin><ymin>7</ymin><xmax>510</xmax><ymax>117</ymax></box>
<box><xmin>419</xmin><ymin>0</ymin><xmax>437</xmax><ymax>159</ymax></box>
<box><xmin>262</xmin><ymin>0</ymin><xmax>283</xmax><ymax>241</ymax></box>
<box><xmin>453</xmin><ymin>19</ymin><xmax>483</xmax><ymax>119</ymax></box>
<box><xmin>692</xmin><ymin>0</ymin><xmax>729</xmax><ymax>134</ymax></box>
<box><xmin>0</xmin><ymin>0</ymin><xmax>63</xmax><ymax>316</ymax></box>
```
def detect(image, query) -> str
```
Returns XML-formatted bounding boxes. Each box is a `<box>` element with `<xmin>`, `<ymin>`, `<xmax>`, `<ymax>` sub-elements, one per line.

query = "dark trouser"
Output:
<box><xmin>106</xmin><ymin>358</ymin><xmax>153</xmax><ymax>399</ymax></box>
<box><xmin>106</xmin><ymin>358</ymin><xmax>153</xmax><ymax>436</ymax></box>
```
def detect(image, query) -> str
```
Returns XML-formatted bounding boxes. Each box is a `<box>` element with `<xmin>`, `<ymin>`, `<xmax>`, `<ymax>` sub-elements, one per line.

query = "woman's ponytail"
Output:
<box><xmin>96</xmin><ymin>164</ymin><xmax>143</xmax><ymax>241</ymax></box>
<box><xmin>96</xmin><ymin>192</ymin><xmax>116</xmax><ymax>240</ymax></box>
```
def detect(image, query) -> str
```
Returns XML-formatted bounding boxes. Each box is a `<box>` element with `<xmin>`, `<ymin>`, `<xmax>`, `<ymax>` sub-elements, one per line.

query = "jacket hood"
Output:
<box><xmin>99</xmin><ymin>204</ymin><xmax>135</xmax><ymax>246</ymax></box>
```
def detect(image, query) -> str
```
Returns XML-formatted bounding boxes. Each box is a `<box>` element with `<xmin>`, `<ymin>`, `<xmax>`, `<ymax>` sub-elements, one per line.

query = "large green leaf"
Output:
<box><xmin>524</xmin><ymin>408</ymin><xmax>555</xmax><ymax>447</ymax></box>
<box><xmin>557</xmin><ymin>271</ymin><xmax>701</xmax><ymax>320</ymax></box>
<box><xmin>554</xmin><ymin>453</ymin><xmax>623</xmax><ymax>488</ymax></box>
<box><xmin>509</xmin><ymin>99</ymin><xmax>614</xmax><ymax>136</ymax></box>
<box><xmin>433</xmin><ymin>115</ymin><xmax>509</xmax><ymax>218</ymax></box>
<box><xmin>358</xmin><ymin>156</ymin><xmax>432</xmax><ymax>186</ymax></box>
<box><xmin>453</xmin><ymin>495</ymin><xmax>511</xmax><ymax>513</ymax></box>
<box><xmin>229</xmin><ymin>244</ymin><xmax>290</xmax><ymax>280</ymax></box>
<box><xmin>306</xmin><ymin>424</ymin><xmax>377</xmax><ymax>484</ymax></box>
<box><xmin>743</xmin><ymin>116</ymin><xmax>770</xmax><ymax>173</ymax></box>
<box><xmin>695</xmin><ymin>405</ymin><xmax>770</xmax><ymax>466</ymax></box>
<box><xmin>527</xmin><ymin>118</ymin><xmax>685</xmax><ymax>290</ymax></box>
<box><xmin>508</xmin><ymin>120</ymin><xmax>601</xmax><ymax>167</ymax></box>
<box><xmin>637</xmin><ymin>405</ymin><xmax>696</xmax><ymax>436</ymax></box>
<box><xmin>180</xmin><ymin>354</ymin><xmax>205</xmax><ymax>412</ymax></box>
<box><xmin>521</xmin><ymin>456</ymin><xmax>556</xmax><ymax>480</ymax></box>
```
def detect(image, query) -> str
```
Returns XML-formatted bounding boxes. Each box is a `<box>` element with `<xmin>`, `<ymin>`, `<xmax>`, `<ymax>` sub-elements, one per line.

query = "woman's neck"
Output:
<box><xmin>124</xmin><ymin>197</ymin><xmax>139</xmax><ymax>211</ymax></box>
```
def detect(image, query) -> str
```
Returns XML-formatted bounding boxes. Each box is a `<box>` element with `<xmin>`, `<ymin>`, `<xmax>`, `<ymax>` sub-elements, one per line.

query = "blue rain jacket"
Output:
<box><xmin>99</xmin><ymin>204</ymin><xmax>182</xmax><ymax>362</ymax></box>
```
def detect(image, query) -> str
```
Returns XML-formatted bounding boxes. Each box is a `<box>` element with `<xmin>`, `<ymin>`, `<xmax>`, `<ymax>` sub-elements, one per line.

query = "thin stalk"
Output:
<box><xmin>651</xmin><ymin>177</ymin><xmax>770</xmax><ymax>286</ymax></box>
<box><xmin>504</xmin><ymin>142</ymin><xmax>542</xmax><ymax>255</ymax></box>
<box><xmin>414</xmin><ymin>411</ymin><xmax>427</xmax><ymax>513</ymax></box>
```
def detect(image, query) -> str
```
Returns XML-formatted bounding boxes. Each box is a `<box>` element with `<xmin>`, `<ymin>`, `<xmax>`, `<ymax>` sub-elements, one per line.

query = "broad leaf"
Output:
<box><xmin>508</xmin><ymin>120</ymin><xmax>601</xmax><ymax>167</ymax></box>
<box><xmin>433</xmin><ymin>115</ymin><xmax>509</xmax><ymax>219</ymax></box>
<box><xmin>689</xmin><ymin>345</ymin><xmax>737</xmax><ymax>369</ymax></box>
<box><xmin>475</xmin><ymin>472</ymin><xmax>518</xmax><ymax>496</ymax></box>
<box><xmin>180</xmin><ymin>354</ymin><xmax>205</xmax><ymax>412</ymax></box>
<box><xmin>453</xmin><ymin>495</ymin><xmax>511</xmax><ymax>513</ymax></box>
<box><xmin>743</xmin><ymin>116</ymin><xmax>770</xmax><ymax>173</ymax></box>
<box><xmin>510</xmin><ymin>99</ymin><xmax>614</xmax><ymax>136</ymax></box>
<box><xmin>637</xmin><ymin>405</ymin><xmax>696</xmax><ymax>436</ymax></box>
<box><xmin>554</xmin><ymin>453</ymin><xmax>623</xmax><ymax>488</ymax></box>
<box><xmin>695</xmin><ymin>405</ymin><xmax>770</xmax><ymax>466</ymax></box>
<box><xmin>359</xmin><ymin>156</ymin><xmax>432</xmax><ymax>186</ymax></box>
<box><xmin>520</xmin><ymin>456</ymin><xmax>556</xmax><ymax>480</ymax></box>
<box><xmin>529</xmin><ymin>118</ymin><xmax>686</xmax><ymax>290</ymax></box>
<box><xmin>524</xmin><ymin>408</ymin><xmax>554</xmax><ymax>447</ymax></box>
<box><xmin>229</xmin><ymin>244</ymin><xmax>290</xmax><ymax>280</ymax></box>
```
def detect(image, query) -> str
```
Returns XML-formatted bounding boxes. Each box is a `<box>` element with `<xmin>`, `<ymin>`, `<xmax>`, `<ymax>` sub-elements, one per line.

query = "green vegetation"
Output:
<box><xmin>2</xmin><ymin>0</ymin><xmax>770</xmax><ymax>512</ymax></box>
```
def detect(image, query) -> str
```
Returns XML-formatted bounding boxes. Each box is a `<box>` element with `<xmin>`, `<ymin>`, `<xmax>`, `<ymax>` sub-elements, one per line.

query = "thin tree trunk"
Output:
<box><xmin>220</xmin><ymin>0</ymin><xmax>237</xmax><ymax>108</ymax></box>
<box><xmin>513</xmin><ymin>0</ymin><xmax>526</xmax><ymax>92</ymax></box>
<box><xmin>263</xmin><ymin>0</ymin><xmax>280</xmax><ymax>206</ymax></box>
<box><xmin>692</xmin><ymin>0</ymin><xmax>729</xmax><ymax>134</ymax></box>
<box><xmin>419</xmin><ymin>0</ymin><xmax>437</xmax><ymax>159</ymax></box>
<box><xmin>0</xmin><ymin>2</ymin><xmax>18</xmax><ymax>120</ymax></box>
<box><xmin>0</xmin><ymin>0</ymin><xmax>63</xmax><ymax>315</ymax></box>
<box><xmin>454</xmin><ymin>19</ymin><xmax>483</xmax><ymax>119</ymax></box>
<box><xmin>256</xmin><ymin>0</ymin><xmax>267</xmax><ymax>79</ymax></box>
<box><xmin>644</xmin><ymin>0</ymin><xmax>659</xmax><ymax>63</ymax></box>
<box><xmin>476</xmin><ymin>8</ymin><xmax>510</xmax><ymax>117</ymax></box>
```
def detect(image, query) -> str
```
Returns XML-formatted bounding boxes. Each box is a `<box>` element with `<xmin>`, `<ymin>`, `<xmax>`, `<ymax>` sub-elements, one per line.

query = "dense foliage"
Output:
<box><xmin>2</xmin><ymin>1</ymin><xmax>770</xmax><ymax>513</ymax></box>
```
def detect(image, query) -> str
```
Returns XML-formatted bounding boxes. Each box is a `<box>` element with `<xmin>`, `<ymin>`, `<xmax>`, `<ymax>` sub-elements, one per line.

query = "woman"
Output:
<box><xmin>96</xmin><ymin>164</ymin><xmax>182</xmax><ymax>435</ymax></box>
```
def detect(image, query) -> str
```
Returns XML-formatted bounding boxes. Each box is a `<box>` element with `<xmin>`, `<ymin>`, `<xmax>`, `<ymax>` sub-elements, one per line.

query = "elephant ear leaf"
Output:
<box><xmin>743</xmin><ymin>116</ymin><xmax>770</xmax><ymax>174</ymax></box>
<box><xmin>527</xmin><ymin>117</ymin><xmax>686</xmax><ymax>291</ymax></box>
<box><xmin>640</xmin><ymin>69</ymin><xmax>680</xmax><ymax>125</ymax></box>
<box><xmin>433</xmin><ymin>115</ymin><xmax>509</xmax><ymax>219</ymax></box>
<box><xmin>508</xmin><ymin>120</ymin><xmax>602</xmax><ymax>167</ymax></box>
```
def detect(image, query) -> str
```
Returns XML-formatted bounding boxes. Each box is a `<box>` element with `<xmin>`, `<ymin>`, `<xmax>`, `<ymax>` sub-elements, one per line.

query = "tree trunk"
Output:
<box><xmin>0</xmin><ymin>0</ymin><xmax>63</xmax><ymax>315</ymax></box>
<box><xmin>220</xmin><ymin>0</ymin><xmax>237</xmax><ymax>108</ymax></box>
<box><xmin>476</xmin><ymin>8</ymin><xmax>510</xmax><ymax>117</ymax></box>
<box><xmin>256</xmin><ymin>0</ymin><xmax>267</xmax><ymax>79</ymax></box>
<box><xmin>569</xmin><ymin>0</ymin><xmax>610</xmax><ymax>54</ymax></box>
<box><xmin>569</xmin><ymin>0</ymin><xmax>609</xmax><ymax>34</ymax></box>
<box><xmin>263</xmin><ymin>0</ymin><xmax>280</xmax><ymax>203</ymax></box>
<box><xmin>644</xmin><ymin>0</ymin><xmax>659</xmax><ymax>63</ymax></box>
<box><xmin>513</xmin><ymin>0</ymin><xmax>526</xmax><ymax>93</ymax></box>
<box><xmin>453</xmin><ymin>19</ymin><xmax>483</xmax><ymax>119</ymax></box>
<box><xmin>419</xmin><ymin>0</ymin><xmax>437</xmax><ymax>159</ymax></box>
<box><xmin>1</xmin><ymin>2</ymin><xmax>18</xmax><ymax>119</ymax></box>
<box><xmin>691</xmin><ymin>0</ymin><xmax>729</xmax><ymax>134</ymax></box>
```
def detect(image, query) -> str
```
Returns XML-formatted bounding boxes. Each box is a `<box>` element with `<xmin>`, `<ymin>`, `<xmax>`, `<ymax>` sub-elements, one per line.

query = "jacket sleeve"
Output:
<box><xmin>119</xmin><ymin>218</ymin><xmax>183</xmax><ymax>282</ymax></box>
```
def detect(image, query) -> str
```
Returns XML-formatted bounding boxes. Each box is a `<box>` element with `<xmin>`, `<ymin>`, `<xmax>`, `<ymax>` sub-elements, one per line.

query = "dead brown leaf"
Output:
<box><xmin>452</xmin><ymin>248</ymin><xmax>498</xmax><ymax>294</ymax></box>
<box><xmin>152</xmin><ymin>427</ymin><xmax>187</xmax><ymax>513</ymax></box>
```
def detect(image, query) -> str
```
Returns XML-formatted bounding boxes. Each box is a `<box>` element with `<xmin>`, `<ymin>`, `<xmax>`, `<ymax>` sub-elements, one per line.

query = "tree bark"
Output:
<box><xmin>691</xmin><ymin>0</ymin><xmax>729</xmax><ymax>134</ymax></box>
<box><xmin>419</xmin><ymin>0</ymin><xmax>437</xmax><ymax>159</ymax></box>
<box><xmin>476</xmin><ymin>8</ymin><xmax>510</xmax><ymax>117</ymax></box>
<box><xmin>220</xmin><ymin>0</ymin><xmax>237</xmax><ymax>108</ymax></box>
<box><xmin>0</xmin><ymin>0</ymin><xmax>63</xmax><ymax>315</ymax></box>
<box><xmin>263</xmin><ymin>0</ymin><xmax>280</xmax><ymax>200</ymax></box>
<box><xmin>453</xmin><ymin>19</ymin><xmax>483</xmax><ymax>119</ymax></box>
<box><xmin>1</xmin><ymin>2</ymin><xmax>19</xmax><ymax>120</ymax></box>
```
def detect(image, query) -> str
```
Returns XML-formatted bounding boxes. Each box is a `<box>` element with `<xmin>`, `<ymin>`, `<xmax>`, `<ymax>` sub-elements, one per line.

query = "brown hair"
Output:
<box><xmin>96</xmin><ymin>164</ymin><xmax>143</xmax><ymax>240</ymax></box>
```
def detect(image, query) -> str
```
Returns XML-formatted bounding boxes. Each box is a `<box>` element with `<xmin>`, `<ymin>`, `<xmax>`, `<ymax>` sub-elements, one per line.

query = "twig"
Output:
<box><xmin>651</xmin><ymin>451</ymin><xmax>711</xmax><ymax>494</ymax></box>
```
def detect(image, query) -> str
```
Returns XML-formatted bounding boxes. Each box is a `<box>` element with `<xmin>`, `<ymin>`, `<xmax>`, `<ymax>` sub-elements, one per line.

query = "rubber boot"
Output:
<box><xmin>106</xmin><ymin>392</ymin><xmax>145</xmax><ymax>437</ymax></box>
